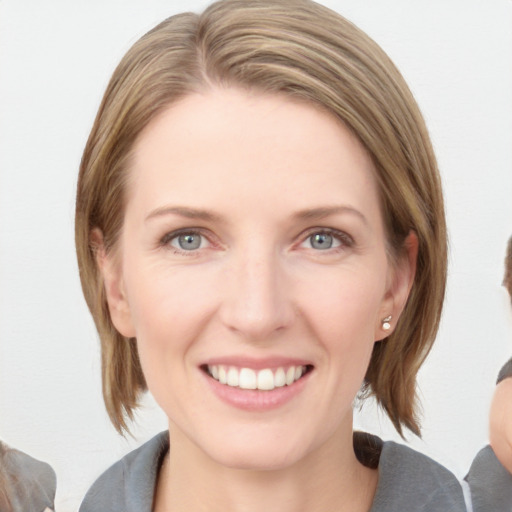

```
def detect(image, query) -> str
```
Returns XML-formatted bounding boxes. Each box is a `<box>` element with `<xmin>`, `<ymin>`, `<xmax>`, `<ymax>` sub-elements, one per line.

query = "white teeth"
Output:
<box><xmin>207</xmin><ymin>364</ymin><xmax>308</xmax><ymax>390</ymax></box>
<box><xmin>274</xmin><ymin>367</ymin><xmax>286</xmax><ymax>388</ymax></box>
<box><xmin>257</xmin><ymin>369</ymin><xmax>275</xmax><ymax>390</ymax></box>
<box><xmin>227</xmin><ymin>367</ymin><xmax>239</xmax><ymax>387</ymax></box>
<box><xmin>239</xmin><ymin>368</ymin><xmax>257</xmax><ymax>389</ymax></box>
<box><xmin>285</xmin><ymin>367</ymin><xmax>295</xmax><ymax>385</ymax></box>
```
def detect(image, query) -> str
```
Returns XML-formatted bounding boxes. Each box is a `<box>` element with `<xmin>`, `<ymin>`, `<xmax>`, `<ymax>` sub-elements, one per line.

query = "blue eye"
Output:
<box><xmin>171</xmin><ymin>232</ymin><xmax>204</xmax><ymax>251</ymax></box>
<box><xmin>301</xmin><ymin>230</ymin><xmax>348</xmax><ymax>251</ymax></box>
<box><xmin>309</xmin><ymin>233</ymin><xmax>334</xmax><ymax>250</ymax></box>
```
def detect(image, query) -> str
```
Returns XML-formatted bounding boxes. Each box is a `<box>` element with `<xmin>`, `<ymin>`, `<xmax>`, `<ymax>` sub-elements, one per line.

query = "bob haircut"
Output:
<box><xmin>76</xmin><ymin>0</ymin><xmax>447</xmax><ymax>437</ymax></box>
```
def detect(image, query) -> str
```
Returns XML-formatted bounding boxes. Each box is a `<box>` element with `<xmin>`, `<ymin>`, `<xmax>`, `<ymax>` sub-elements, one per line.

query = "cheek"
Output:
<box><xmin>123</xmin><ymin>257</ymin><xmax>215</xmax><ymax>333</ymax></box>
<box><xmin>122</xmin><ymin>264</ymin><xmax>218</xmax><ymax>409</ymax></box>
<box><xmin>121</xmin><ymin>260</ymin><xmax>221</xmax><ymax>385</ymax></box>
<box><xmin>299</xmin><ymin>263</ymin><xmax>387</xmax><ymax>342</ymax></box>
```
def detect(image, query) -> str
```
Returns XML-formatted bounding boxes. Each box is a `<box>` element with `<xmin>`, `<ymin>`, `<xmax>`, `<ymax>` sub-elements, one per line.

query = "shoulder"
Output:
<box><xmin>497</xmin><ymin>357</ymin><xmax>512</xmax><ymax>383</ymax></box>
<box><xmin>79</xmin><ymin>431</ymin><xmax>169</xmax><ymax>512</ymax></box>
<box><xmin>371</xmin><ymin>440</ymin><xmax>466</xmax><ymax>512</ymax></box>
<box><xmin>465</xmin><ymin>444</ymin><xmax>512</xmax><ymax>512</ymax></box>
<box><xmin>1</xmin><ymin>442</ymin><xmax>56</xmax><ymax>512</ymax></box>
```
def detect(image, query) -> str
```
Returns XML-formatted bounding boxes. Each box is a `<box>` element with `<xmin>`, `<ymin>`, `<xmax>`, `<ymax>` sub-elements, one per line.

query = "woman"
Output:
<box><xmin>76</xmin><ymin>1</ymin><xmax>466</xmax><ymax>510</ymax></box>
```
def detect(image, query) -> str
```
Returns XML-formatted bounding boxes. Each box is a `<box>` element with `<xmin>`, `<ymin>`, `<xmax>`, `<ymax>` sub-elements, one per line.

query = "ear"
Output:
<box><xmin>375</xmin><ymin>231</ymin><xmax>418</xmax><ymax>341</ymax></box>
<box><xmin>91</xmin><ymin>228</ymin><xmax>136</xmax><ymax>338</ymax></box>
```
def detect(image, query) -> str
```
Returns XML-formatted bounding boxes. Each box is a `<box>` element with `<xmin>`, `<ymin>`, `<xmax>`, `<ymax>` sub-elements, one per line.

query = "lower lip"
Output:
<box><xmin>202</xmin><ymin>370</ymin><xmax>311</xmax><ymax>412</ymax></box>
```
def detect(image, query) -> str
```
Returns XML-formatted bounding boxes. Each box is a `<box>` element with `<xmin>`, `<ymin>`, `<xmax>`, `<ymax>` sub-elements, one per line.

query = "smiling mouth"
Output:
<box><xmin>202</xmin><ymin>364</ymin><xmax>314</xmax><ymax>391</ymax></box>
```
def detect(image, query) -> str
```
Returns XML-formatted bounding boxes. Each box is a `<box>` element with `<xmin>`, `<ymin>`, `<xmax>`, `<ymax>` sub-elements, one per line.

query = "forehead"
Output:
<box><xmin>127</xmin><ymin>88</ymin><xmax>381</xmax><ymax>223</ymax></box>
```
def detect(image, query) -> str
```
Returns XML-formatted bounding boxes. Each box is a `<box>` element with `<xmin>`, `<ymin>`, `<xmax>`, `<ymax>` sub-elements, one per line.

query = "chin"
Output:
<box><xmin>214</xmin><ymin>447</ymin><xmax>303</xmax><ymax>472</ymax></box>
<box><xmin>199</xmin><ymin>429</ymin><xmax>317</xmax><ymax>472</ymax></box>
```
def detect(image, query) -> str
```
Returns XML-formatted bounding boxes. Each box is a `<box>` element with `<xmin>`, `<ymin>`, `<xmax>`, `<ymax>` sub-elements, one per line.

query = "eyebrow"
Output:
<box><xmin>145</xmin><ymin>206</ymin><xmax>222</xmax><ymax>223</ymax></box>
<box><xmin>145</xmin><ymin>204</ymin><xmax>368</xmax><ymax>225</ymax></box>
<box><xmin>293</xmin><ymin>206</ymin><xmax>368</xmax><ymax>225</ymax></box>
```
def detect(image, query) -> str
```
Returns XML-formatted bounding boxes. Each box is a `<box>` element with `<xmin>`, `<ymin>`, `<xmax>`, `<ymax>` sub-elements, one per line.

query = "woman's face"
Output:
<box><xmin>102</xmin><ymin>88</ymin><xmax>413</xmax><ymax>470</ymax></box>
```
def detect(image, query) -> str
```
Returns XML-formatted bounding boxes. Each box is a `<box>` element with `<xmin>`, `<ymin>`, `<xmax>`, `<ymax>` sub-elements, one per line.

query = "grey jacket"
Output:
<box><xmin>80</xmin><ymin>431</ymin><xmax>467</xmax><ymax>512</ymax></box>
<box><xmin>465</xmin><ymin>445</ymin><xmax>512</xmax><ymax>512</ymax></box>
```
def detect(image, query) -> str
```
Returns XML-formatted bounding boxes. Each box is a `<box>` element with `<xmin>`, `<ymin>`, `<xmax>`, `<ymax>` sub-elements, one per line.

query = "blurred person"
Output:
<box><xmin>465</xmin><ymin>236</ymin><xmax>512</xmax><ymax>512</ymax></box>
<box><xmin>0</xmin><ymin>441</ymin><xmax>55</xmax><ymax>512</ymax></box>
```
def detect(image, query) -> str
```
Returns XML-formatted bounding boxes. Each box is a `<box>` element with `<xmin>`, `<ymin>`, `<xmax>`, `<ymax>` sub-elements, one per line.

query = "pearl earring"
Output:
<box><xmin>382</xmin><ymin>315</ymin><xmax>392</xmax><ymax>331</ymax></box>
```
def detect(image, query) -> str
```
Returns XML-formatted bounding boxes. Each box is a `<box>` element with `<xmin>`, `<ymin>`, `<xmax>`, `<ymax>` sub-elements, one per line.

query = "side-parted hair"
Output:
<box><xmin>75</xmin><ymin>0</ymin><xmax>447</xmax><ymax>436</ymax></box>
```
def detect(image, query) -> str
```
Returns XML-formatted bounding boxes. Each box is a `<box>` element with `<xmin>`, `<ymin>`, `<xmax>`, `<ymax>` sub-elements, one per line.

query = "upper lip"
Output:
<box><xmin>200</xmin><ymin>356</ymin><xmax>314</xmax><ymax>370</ymax></box>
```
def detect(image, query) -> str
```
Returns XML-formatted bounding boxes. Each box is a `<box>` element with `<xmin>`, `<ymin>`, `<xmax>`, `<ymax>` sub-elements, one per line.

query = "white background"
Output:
<box><xmin>1</xmin><ymin>1</ymin><xmax>511</xmax><ymax>510</ymax></box>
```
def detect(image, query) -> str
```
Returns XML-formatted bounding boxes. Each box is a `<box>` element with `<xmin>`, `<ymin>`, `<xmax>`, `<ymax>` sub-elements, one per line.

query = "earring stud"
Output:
<box><xmin>382</xmin><ymin>315</ymin><xmax>392</xmax><ymax>331</ymax></box>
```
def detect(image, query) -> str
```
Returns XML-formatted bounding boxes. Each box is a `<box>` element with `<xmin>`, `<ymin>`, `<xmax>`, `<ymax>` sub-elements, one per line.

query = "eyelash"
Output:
<box><xmin>299</xmin><ymin>228</ymin><xmax>354</xmax><ymax>252</ymax></box>
<box><xmin>159</xmin><ymin>228</ymin><xmax>212</xmax><ymax>255</ymax></box>
<box><xmin>158</xmin><ymin>227</ymin><xmax>354</xmax><ymax>256</ymax></box>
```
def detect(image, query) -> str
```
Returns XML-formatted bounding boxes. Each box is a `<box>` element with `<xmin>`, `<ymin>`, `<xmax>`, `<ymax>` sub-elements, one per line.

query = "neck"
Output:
<box><xmin>153</xmin><ymin>422</ymin><xmax>378</xmax><ymax>512</ymax></box>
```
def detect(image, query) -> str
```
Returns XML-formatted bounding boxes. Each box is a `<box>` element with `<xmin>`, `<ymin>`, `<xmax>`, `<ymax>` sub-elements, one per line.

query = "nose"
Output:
<box><xmin>219</xmin><ymin>248</ymin><xmax>295</xmax><ymax>342</ymax></box>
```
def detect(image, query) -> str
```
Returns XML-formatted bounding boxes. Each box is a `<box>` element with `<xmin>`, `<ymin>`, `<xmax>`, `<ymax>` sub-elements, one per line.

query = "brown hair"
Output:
<box><xmin>0</xmin><ymin>443</ymin><xmax>13</xmax><ymax>512</ymax></box>
<box><xmin>76</xmin><ymin>0</ymin><xmax>447</xmax><ymax>436</ymax></box>
<box><xmin>504</xmin><ymin>236</ymin><xmax>512</xmax><ymax>299</ymax></box>
<box><xmin>0</xmin><ymin>443</ymin><xmax>56</xmax><ymax>512</ymax></box>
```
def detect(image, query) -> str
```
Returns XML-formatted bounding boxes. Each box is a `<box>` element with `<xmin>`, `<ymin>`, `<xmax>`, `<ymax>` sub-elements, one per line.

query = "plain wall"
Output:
<box><xmin>1</xmin><ymin>1</ymin><xmax>511</xmax><ymax>510</ymax></box>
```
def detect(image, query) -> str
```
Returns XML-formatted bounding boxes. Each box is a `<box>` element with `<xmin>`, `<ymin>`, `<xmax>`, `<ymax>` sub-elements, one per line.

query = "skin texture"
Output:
<box><xmin>97</xmin><ymin>88</ymin><xmax>416</xmax><ymax>512</ymax></box>
<box><xmin>490</xmin><ymin>378</ymin><xmax>512</xmax><ymax>473</ymax></box>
